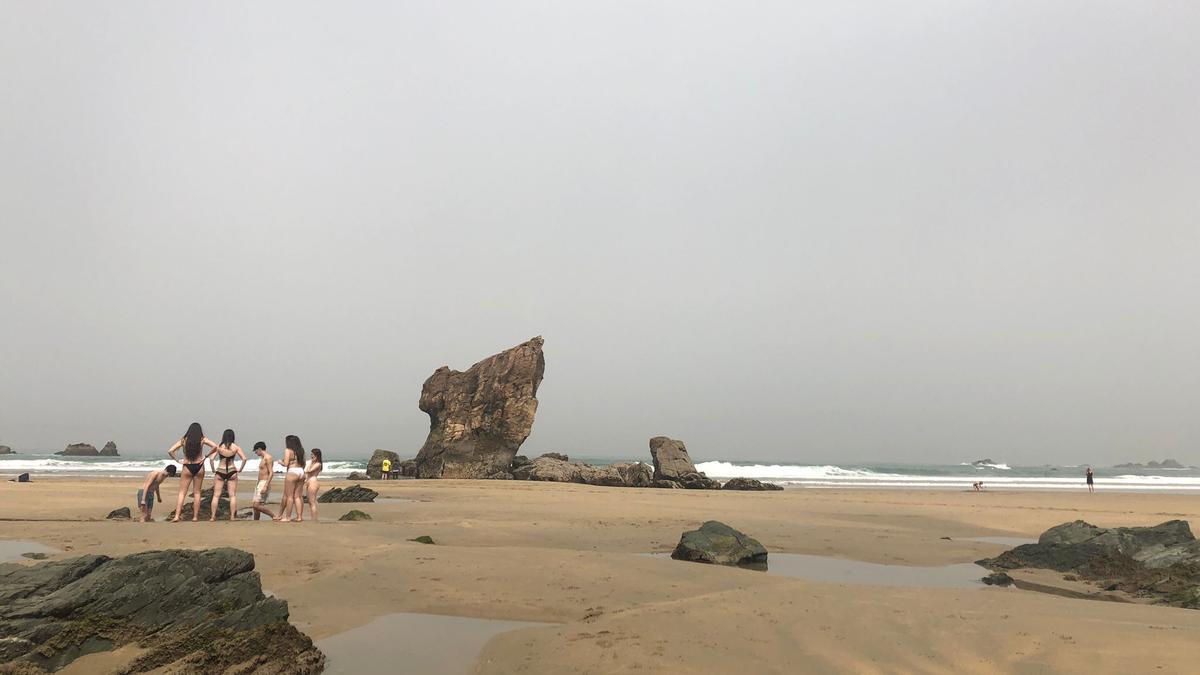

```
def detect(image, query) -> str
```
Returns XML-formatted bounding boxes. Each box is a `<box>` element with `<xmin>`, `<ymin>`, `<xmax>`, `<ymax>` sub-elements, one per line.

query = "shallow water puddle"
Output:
<box><xmin>646</xmin><ymin>553</ymin><xmax>990</xmax><ymax>589</ymax></box>
<box><xmin>0</xmin><ymin>539</ymin><xmax>59</xmax><ymax>562</ymax></box>
<box><xmin>964</xmin><ymin>536</ymin><xmax>1037</xmax><ymax>546</ymax></box>
<box><xmin>318</xmin><ymin>612</ymin><xmax>549</xmax><ymax>675</ymax></box>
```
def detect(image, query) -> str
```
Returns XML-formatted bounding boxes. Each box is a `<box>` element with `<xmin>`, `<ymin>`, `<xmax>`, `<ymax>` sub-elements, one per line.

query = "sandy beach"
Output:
<box><xmin>3</xmin><ymin>478</ymin><xmax>1199</xmax><ymax>673</ymax></box>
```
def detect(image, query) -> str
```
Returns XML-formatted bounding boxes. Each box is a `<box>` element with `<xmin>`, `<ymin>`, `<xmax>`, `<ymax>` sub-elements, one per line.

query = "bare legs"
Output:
<box><xmin>278</xmin><ymin>473</ymin><xmax>302</xmax><ymax>522</ymax></box>
<box><xmin>307</xmin><ymin>479</ymin><xmax>320</xmax><ymax>521</ymax></box>
<box><xmin>210</xmin><ymin>475</ymin><xmax>225</xmax><ymax>521</ymax></box>
<box><xmin>292</xmin><ymin>479</ymin><xmax>304</xmax><ymax>522</ymax></box>
<box><xmin>171</xmin><ymin>468</ymin><xmax>204</xmax><ymax>522</ymax></box>
<box><xmin>209</xmin><ymin>475</ymin><xmax>238</xmax><ymax>521</ymax></box>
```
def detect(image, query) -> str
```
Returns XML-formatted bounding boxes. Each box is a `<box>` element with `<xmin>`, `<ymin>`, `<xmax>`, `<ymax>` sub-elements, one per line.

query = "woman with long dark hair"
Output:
<box><xmin>277</xmin><ymin>435</ymin><xmax>306</xmax><ymax>522</ymax></box>
<box><xmin>207</xmin><ymin>428</ymin><xmax>247</xmax><ymax>521</ymax></box>
<box><xmin>167</xmin><ymin>422</ymin><xmax>217</xmax><ymax>522</ymax></box>
<box><xmin>303</xmin><ymin>448</ymin><xmax>324</xmax><ymax>521</ymax></box>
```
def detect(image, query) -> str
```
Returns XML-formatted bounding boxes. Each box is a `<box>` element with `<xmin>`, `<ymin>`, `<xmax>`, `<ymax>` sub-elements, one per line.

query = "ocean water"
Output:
<box><xmin>2</xmin><ymin>453</ymin><xmax>1197</xmax><ymax>492</ymax></box>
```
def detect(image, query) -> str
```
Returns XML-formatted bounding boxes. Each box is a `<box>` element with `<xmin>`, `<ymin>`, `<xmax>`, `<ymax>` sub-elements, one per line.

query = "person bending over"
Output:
<box><xmin>137</xmin><ymin>464</ymin><xmax>177</xmax><ymax>522</ymax></box>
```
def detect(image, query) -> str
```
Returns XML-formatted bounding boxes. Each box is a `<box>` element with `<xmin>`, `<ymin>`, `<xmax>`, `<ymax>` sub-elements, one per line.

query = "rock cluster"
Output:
<box><xmin>106</xmin><ymin>507</ymin><xmax>132</xmax><ymax>520</ymax></box>
<box><xmin>1113</xmin><ymin>459</ymin><xmax>1186</xmax><ymax>469</ymax></box>
<box><xmin>100</xmin><ymin>441</ymin><xmax>119</xmax><ymax>456</ymax></box>
<box><xmin>56</xmin><ymin>443</ymin><xmax>99</xmax><ymax>456</ymax></box>
<box><xmin>339</xmin><ymin>509</ymin><xmax>372</xmax><ymax>521</ymax></box>
<box><xmin>0</xmin><ymin>445</ymin><xmax>14</xmax><ymax>455</ymax></box>
<box><xmin>317</xmin><ymin>484</ymin><xmax>379</xmax><ymax>503</ymax></box>
<box><xmin>648</xmin><ymin>436</ymin><xmax>721</xmax><ymax>489</ymax></box>
<box><xmin>413</xmin><ymin>336</ymin><xmax>545</xmax><ymax>479</ymax></box>
<box><xmin>978</xmin><ymin>520</ymin><xmax>1200</xmax><ymax>607</ymax></box>
<box><xmin>722</xmin><ymin>477</ymin><xmax>785</xmax><ymax>491</ymax></box>
<box><xmin>0</xmin><ymin>548</ymin><xmax>323</xmax><ymax>672</ymax></box>
<box><xmin>366</xmin><ymin>449</ymin><xmax>401</xmax><ymax>479</ymax></box>
<box><xmin>511</xmin><ymin>455</ymin><xmax>654</xmax><ymax>487</ymax></box>
<box><xmin>165</xmin><ymin>487</ymin><xmax>233</xmax><ymax>520</ymax></box>
<box><xmin>672</xmin><ymin>521</ymin><xmax>768</xmax><ymax>568</ymax></box>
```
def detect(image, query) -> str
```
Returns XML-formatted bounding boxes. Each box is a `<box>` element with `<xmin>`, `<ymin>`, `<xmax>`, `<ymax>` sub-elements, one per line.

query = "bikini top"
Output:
<box><xmin>215</xmin><ymin>445</ymin><xmax>237</xmax><ymax>471</ymax></box>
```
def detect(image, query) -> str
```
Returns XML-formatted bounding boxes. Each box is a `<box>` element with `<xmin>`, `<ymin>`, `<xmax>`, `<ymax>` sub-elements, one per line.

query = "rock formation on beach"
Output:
<box><xmin>1113</xmin><ymin>459</ymin><xmax>1186</xmax><ymax>469</ymax></box>
<box><xmin>978</xmin><ymin>520</ymin><xmax>1200</xmax><ymax>608</ymax></box>
<box><xmin>648</xmin><ymin>436</ymin><xmax>721</xmax><ymax>489</ymax></box>
<box><xmin>0</xmin><ymin>445</ymin><xmax>14</xmax><ymax>454</ymax></box>
<box><xmin>165</xmin><ymin>486</ymin><xmax>245</xmax><ymax>520</ymax></box>
<box><xmin>413</xmin><ymin>336</ymin><xmax>545</xmax><ymax>479</ymax></box>
<box><xmin>99</xmin><ymin>441</ymin><xmax>119</xmax><ymax>456</ymax></box>
<box><xmin>106</xmin><ymin>507</ymin><xmax>132</xmax><ymax>520</ymax></box>
<box><xmin>56</xmin><ymin>443</ymin><xmax>99</xmax><ymax>456</ymax></box>
<box><xmin>367</xmin><ymin>449</ymin><xmax>401</xmax><ymax>479</ymax></box>
<box><xmin>317</xmin><ymin>484</ymin><xmax>379</xmax><ymax>503</ymax></box>
<box><xmin>722</xmin><ymin>477</ymin><xmax>784</xmax><ymax>491</ymax></box>
<box><xmin>672</xmin><ymin>521</ymin><xmax>768</xmax><ymax>567</ymax></box>
<box><xmin>511</xmin><ymin>455</ymin><xmax>654</xmax><ymax>487</ymax></box>
<box><xmin>0</xmin><ymin>548</ymin><xmax>323</xmax><ymax>673</ymax></box>
<box><xmin>339</xmin><ymin>509</ymin><xmax>372</xmax><ymax>521</ymax></box>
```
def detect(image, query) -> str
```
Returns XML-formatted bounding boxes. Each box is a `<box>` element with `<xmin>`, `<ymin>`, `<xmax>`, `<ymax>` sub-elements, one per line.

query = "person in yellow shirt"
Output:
<box><xmin>381</xmin><ymin>458</ymin><xmax>392</xmax><ymax>480</ymax></box>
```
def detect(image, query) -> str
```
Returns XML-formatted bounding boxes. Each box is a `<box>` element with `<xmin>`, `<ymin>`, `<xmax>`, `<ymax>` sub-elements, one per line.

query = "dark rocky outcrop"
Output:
<box><xmin>21</xmin><ymin>553</ymin><xmax>49</xmax><ymax>560</ymax></box>
<box><xmin>99</xmin><ymin>441</ymin><xmax>119</xmax><ymax>457</ymax></box>
<box><xmin>317</xmin><ymin>484</ymin><xmax>378</xmax><ymax>503</ymax></box>
<box><xmin>511</xmin><ymin>456</ymin><xmax>653</xmax><ymax>487</ymax></box>
<box><xmin>539</xmin><ymin>452</ymin><xmax>568</xmax><ymax>462</ymax></box>
<box><xmin>510</xmin><ymin>455</ymin><xmax>532</xmax><ymax>472</ymax></box>
<box><xmin>654</xmin><ymin>480</ymin><xmax>681</xmax><ymax>489</ymax></box>
<box><xmin>413</xmin><ymin>337</ymin><xmax>545</xmax><ymax>479</ymax></box>
<box><xmin>409</xmin><ymin>535</ymin><xmax>435</xmax><ymax>545</ymax></box>
<box><xmin>677</xmin><ymin>472</ymin><xmax>722</xmax><ymax>490</ymax></box>
<box><xmin>0</xmin><ymin>445</ymin><xmax>14</xmax><ymax>455</ymax></box>
<box><xmin>56</xmin><ymin>443</ymin><xmax>98</xmax><ymax>457</ymax></box>
<box><xmin>346</xmin><ymin>471</ymin><xmax>369</xmax><ymax>481</ymax></box>
<box><xmin>165</xmin><ymin>487</ymin><xmax>233</xmax><ymax>520</ymax></box>
<box><xmin>0</xmin><ymin>548</ymin><xmax>323</xmax><ymax>673</ymax></box>
<box><xmin>648</xmin><ymin>436</ymin><xmax>696</xmax><ymax>481</ymax></box>
<box><xmin>672</xmin><ymin>521</ymin><xmax>768</xmax><ymax>568</ymax></box>
<box><xmin>366</xmin><ymin>449</ymin><xmax>401</xmax><ymax>479</ymax></box>
<box><xmin>106</xmin><ymin>507</ymin><xmax>131</xmax><ymax>520</ymax></box>
<box><xmin>339</xmin><ymin>510</ymin><xmax>372</xmax><ymax>521</ymax></box>
<box><xmin>1114</xmin><ymin>459</ymin><xmax>1186</xmax><ymax>469</ymax></box>
<box><xmin>721</xmin><ymin>477</ymin><xmax>784</xmax><ymax>491</ymax></box>
<box><xmin>12</xmin><ymin>473</ymin><xmax>30</xmax><ymax>483</ymax></box>
<box><xmin>982</xmin><ymin>571</ymin><xmax>1014</xmax><ymax>586</ymax></box>
<box><xmin>978</xmin><ymin>520</ymin><xmax>1200</xmax><ymax>608</ymax></box>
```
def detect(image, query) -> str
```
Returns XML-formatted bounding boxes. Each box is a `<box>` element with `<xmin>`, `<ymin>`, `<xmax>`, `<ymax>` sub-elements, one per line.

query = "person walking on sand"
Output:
<box><xmin>250</xmin><ymin>442</ymin><xmax>277</xmax><ymax>521</ymax></box>
<box><xmin>277</xmin><ymin>435</ymin><xmax>306</xmax><ymax>522</ymax></box>
<box><xmin>303</xmin><ymin>448</ymin><xmax>325</xmax><ymax>521</ymax></box>
<box><xmin>136</xmin><ymin>464</ymin><xmax>177</xmax><ymax>522</ymax></box>
<box><xmin>168</xmin><ymin>422</ymin><xmax>217</xmax><ymax>522</ymax></box>
<box><xmin>1086</xmin><ymin>466</ymin><xmax>1095</xmax><ymax>493</ymax></box>
<box><xmin>207</xmin><ymin>429</ymin><xmax>247</xmax><ymax>521</ymax></box>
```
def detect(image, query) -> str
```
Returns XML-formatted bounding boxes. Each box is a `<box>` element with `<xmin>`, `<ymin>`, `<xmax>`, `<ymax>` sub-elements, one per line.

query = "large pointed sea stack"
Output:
<box><xmin>413</xmin><ymin>336</ymin><xmax>546</xmax><ymax>479</ymax></box>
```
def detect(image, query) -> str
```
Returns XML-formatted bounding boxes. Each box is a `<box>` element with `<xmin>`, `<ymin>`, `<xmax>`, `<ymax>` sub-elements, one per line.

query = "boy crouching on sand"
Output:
<box><xmin>251</xmin><ymin>442</ymin><xmax>277</xmax><ymax>520</ymax></box>
<box><xmin>137</xmin><ymin>464</ymin><xmax>177</xmax><ymax>522</ymax></box>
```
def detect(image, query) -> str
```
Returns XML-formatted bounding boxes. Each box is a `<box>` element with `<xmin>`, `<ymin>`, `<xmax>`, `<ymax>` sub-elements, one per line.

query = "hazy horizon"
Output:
<box><xmin>2</xmin><ymin>2</ymin><xmax>1198</xmax><ymax>466</ymax></box>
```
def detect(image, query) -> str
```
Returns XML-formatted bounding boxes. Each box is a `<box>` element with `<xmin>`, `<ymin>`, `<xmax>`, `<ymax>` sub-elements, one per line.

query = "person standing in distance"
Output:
<box><xmin>1086</xmin><ymin>466</ymin><xmax>1095</xmax><ymax>493</ymax></box>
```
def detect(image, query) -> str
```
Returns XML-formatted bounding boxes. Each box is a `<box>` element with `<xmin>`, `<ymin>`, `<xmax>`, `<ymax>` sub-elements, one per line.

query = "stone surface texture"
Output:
<box><xmin>671</xmin><ymin>521</ymin><xmax>768</xmax><ymax>567</ymax></box>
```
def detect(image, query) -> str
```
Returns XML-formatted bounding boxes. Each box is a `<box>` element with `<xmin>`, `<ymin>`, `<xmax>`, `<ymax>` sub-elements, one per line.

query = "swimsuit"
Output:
<box><xmin>214</xmin><ymin>446</ymin><xmax>238</xmax><ymax>480</ymax></box>
<box><xmin>182</xmin><ymin>462</ymin><xmax>204</xmax><ymax>475</ymax></box>
<box><xmin>253</xmin><ymin>479</ymin><xmax>270</xmax><ymax>503</ymax></box>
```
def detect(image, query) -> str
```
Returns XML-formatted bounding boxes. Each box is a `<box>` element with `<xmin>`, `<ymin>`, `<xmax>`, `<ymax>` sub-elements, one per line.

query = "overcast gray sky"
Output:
<box><xmin>1</xmin><ymin>2</ymin><xmax>1197</xmax><ymax>464</ymax></box>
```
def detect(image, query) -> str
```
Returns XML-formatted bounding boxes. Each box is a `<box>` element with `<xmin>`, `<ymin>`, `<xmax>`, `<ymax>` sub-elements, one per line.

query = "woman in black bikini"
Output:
<box><xmin>167</xmin><ymin>422</ymin><xmax>217</xmax><ymax>522</ymax></box>
<box><xmin>207</xmin><ymin>429</ymin><xmax>247</xmax><ymax>521</ymax></box>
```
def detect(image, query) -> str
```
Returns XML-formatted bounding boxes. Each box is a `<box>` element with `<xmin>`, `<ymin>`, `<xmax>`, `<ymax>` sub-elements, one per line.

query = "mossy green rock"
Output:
<box><xmin>409</xmin><ymin>535</ymin><xmax>435</xmax><ymax>545</ymax></box>
<box><xmin>671</xmin><ymin>521</ymin><xmax>767</xmax><ymax>567</ymax></box>
<box><xmin>339</xmin><ymin>510</ymin><xmax>372</xmax><ymax>521</ymax></box>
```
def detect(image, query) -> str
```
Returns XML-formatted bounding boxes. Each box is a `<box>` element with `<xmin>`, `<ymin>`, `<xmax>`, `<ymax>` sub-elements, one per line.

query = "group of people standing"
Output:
<box><xmin>137</xmin><ymin>422</ymin><xmax>323</xmax><ymax>522</ymax></box>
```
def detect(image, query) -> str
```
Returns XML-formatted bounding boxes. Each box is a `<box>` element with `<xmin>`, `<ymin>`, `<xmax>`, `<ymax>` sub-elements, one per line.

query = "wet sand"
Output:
<box><xmin>3</xmin><ymin>477</ymin><xmax>1200</xmax><ymax>673</ymax></box>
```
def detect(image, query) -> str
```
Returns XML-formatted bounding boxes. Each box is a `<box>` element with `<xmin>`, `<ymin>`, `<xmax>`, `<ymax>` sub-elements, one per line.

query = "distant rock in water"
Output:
<box><xmin>0</xmin><ymin>445</ymin><xmax>14</xmax><ymax>454</ymax></box>
<box><xmin>317</xmin><ymin>484</ymin><xmax>379</xmax><ymax>503</ymax></box>
<box><xmin>722</xmin><ymin>477</ymin><xmax>784</xmax><ymax>491</ymax></box>
<box><xmin>672</xmin><ymin>521</ymin><xmax>768</xmax><ymax>567</ymax></box>
<box><xmin>0</xmin><ymin>548</ymin><xmax>324</xmax><ymax>672</ymax></box>
<box><xmin>99</xmin><ymin>441</ymin><xmax>119</xmax><ymax>456</ymax></box>
<box><xmin>971</xmin><ymin>458</ymin><xmax>1000</xmax><ymax>466</ymax></box>
<box><xmin>106</xmin><ymin>506</ymin><xmax>132</xmax><ymax>520</ymax></box>
<box><xmin>1113</xmin><ymin>459</ymin><xmax>1186</xmax><ymax>469</ymax></box>
<box><xmin>977</xmin><ymin>519</ymin><xmax>1200</xmax><ymax>608</ymax></box>
<box><xmin>57</xmin><ymin>443</ymin><xmax>99</xmax><ymax>456</ymax></box>
<box><xmin>367</xmin><ymin>449</ymin><xmax>401</xmax><ymax>479</ymax></box>
<box><xmin>339</xmin><ymin>509</ymin><xmax>372</xmax><ymax>521</ymax></box>
<box><xmin>413</xmin><ymin>336</ymin><xmax>545</xmax><ymax>479</ymax></box>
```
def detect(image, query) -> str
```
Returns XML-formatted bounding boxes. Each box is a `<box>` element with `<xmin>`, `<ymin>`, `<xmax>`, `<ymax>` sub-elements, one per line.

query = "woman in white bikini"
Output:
<box><xmin>207</xmin><ymin>428</ymin><xmax>247</xmax><ymax>521</ymax></box>
<box><xmin>278</xmin><ymin>435</ymin><xmax>306</xmax><ymax>522</ymax></box>
<box><xmin>303</xmin><ymin>448</ymin><xmax>325</xmax><ymax>521</ymax></box>
<box><xmin>167</xmin><ymin>422</ymin><xmax>217</xmax><ymax>522</ymax></box>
